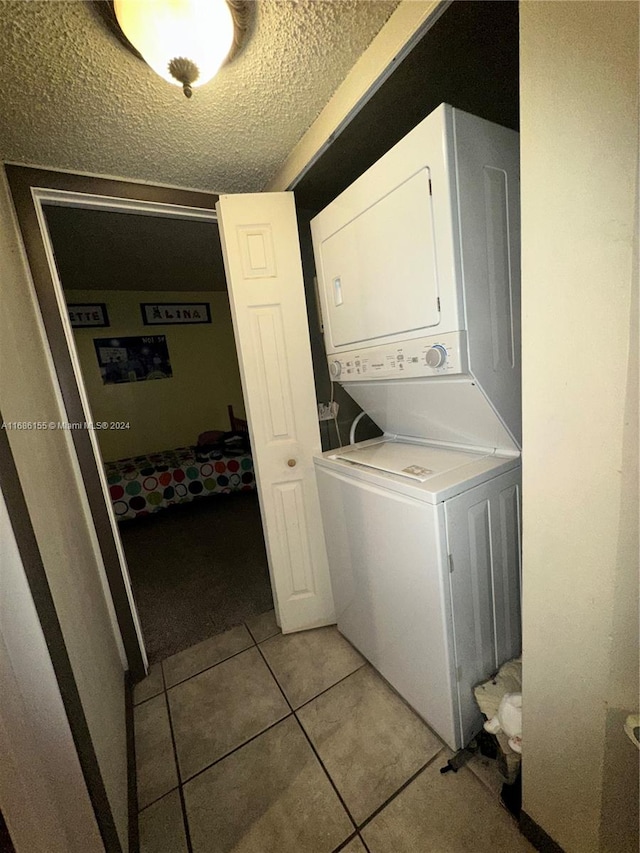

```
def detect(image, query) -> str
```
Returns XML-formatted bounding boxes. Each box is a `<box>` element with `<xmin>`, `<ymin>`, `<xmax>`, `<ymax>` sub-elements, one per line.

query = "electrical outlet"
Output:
<box><xmin>318</xmin><ymin>402</ymin><xmax>339</xmax><ymax>421</ymax></box>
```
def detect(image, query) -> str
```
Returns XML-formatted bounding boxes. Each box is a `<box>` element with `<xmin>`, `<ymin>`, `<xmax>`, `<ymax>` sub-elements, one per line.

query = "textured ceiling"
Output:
<box><xmin>10</xmin><ymin>1</ymin><xmax>520</xmax><ymax>298</ymax></box>
<box><xmin>0</xmin><ymin>0</ymin><xmax>397</xmax><ymax>193</ymax></box>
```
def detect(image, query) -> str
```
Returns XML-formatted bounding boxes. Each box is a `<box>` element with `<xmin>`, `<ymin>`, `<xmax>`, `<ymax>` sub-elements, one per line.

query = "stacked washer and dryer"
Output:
<box><xmin>310</xmin><ymin>104</ymin><xmax>522</xmax><ymax>751</ymax></box>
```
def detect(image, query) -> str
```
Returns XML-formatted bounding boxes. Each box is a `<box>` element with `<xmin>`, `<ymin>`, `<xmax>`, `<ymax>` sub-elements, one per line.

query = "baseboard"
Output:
<box><xmin>125</xmin><ymin>672</ymin><xmax>139</xmax><ymax>853</ymax></box>
<box><xmin>520</xmin><ymin>811</ymin><xmax>565</xmax><ymax>853</ymax></box>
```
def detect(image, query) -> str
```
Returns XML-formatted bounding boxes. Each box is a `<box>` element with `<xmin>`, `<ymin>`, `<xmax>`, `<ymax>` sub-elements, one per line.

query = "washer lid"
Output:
<box><xmin>333</xmin><ymin>439</ymin><xmax>491</xmax><ymax>482</ymax></box>
<box><xmin>317</xmin><ymin>438</ymin><xmax>520</xmax><ymax>503</ymax></box>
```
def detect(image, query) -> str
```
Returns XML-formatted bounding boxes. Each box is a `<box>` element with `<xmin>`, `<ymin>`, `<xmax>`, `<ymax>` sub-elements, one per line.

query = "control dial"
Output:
<box><xmin>329</xmin><ymin>360</ymin><xmax>342</xmax><ymax>379</ymax></box>
<box><xmin>425</xmin><ymin>345</ymin><xmax>447</xmax><ymax>369</ymax></box>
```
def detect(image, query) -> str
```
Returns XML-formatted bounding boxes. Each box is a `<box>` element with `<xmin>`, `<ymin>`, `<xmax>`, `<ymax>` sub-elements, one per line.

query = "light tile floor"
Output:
<box><xmin>134</xmin><ymin>611</ymin><xmax>534</xmax><ymax>853</ymax></box>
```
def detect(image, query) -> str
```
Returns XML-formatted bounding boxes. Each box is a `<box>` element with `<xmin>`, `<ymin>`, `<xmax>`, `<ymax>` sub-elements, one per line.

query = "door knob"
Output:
<box><xmin>287</xmin><ymin>459</ymin><xmax>297</xmax><ymax>467</ymax></box>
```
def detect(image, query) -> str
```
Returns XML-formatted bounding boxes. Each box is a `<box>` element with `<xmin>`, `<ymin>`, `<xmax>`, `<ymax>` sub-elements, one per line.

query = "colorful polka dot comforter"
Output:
<box><xmin>106</xmin><ymin>446</ymin><xmax>255</xmax><ymax>521</ymax></box>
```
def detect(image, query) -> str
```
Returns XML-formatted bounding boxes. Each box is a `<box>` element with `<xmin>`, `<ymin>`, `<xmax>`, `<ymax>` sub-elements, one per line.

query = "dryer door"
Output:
<box><xmin>318</xmin><ymin>168</ymin><xmax>441</xmax><ymax>349</ymax></box>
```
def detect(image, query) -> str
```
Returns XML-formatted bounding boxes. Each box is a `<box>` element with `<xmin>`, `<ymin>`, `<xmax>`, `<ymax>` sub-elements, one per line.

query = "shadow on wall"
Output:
<box><xmin>599</xmin><ymin>161</ymin><xmax>639</xmax><ymax>851</ymax></box>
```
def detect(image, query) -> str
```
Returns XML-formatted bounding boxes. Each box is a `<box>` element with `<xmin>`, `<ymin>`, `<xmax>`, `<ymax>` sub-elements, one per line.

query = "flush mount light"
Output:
<box><xmin>97</xmin><ymin>0</ymin><xmax>249</xmax><ymax>98</ymax></box>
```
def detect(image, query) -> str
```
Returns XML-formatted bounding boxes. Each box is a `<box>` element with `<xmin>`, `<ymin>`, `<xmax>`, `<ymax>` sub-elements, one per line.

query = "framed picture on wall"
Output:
<box><xmin>68</xmin><ymin>303</ymin><xmax>109</xmax><ymax>328</ymax></box>
<box><xmin>94</xmin><ymin>335</ymin><xmax>173</xmax><ymax>384</ymax></box>
<box><xmin>140</xmin><ymin>302</ymin><xmax>211</xmax><ymax>325</ymax></box>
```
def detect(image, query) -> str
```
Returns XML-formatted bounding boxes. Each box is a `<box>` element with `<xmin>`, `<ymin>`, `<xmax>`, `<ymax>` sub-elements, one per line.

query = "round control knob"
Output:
<box><xmin>329</xmin><ymin>360</ymin><xmax>342</xmax><ymax>378</ymax></box>
<box><xmin>425</xmin><ymin>345</ymin><xmax>447</xmax><ymax>369</ymax></box>
<box><xmin>287</xmin><ymin>459</ymin><xmax>297</xmax><ymax>468</ymax></box>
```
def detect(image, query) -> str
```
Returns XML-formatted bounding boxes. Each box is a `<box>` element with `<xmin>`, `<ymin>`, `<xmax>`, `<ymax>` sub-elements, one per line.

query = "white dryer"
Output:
<box><xmin>311</xmin><ymin>104</ymin><xmax>522</xmax><ymax>750</ymax></box>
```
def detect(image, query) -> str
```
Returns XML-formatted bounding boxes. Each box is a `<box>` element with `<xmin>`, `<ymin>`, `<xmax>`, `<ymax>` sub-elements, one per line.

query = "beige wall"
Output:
<box><xmin>520</xmin><ymin>3</ymin><xmax>639</xmax><ymax>851</ymax></box>
<box><xmin>66</xmin><ymin>289</ymin><xmax>245</xmax><ymax>461</ymax></box>
<box><xmin>0</xmin><ymin>485</ymin><xmax>103</xmax><ymax>853</ymax></box>
<box><xmin>0</xmin><ymin>172</ymin><xmax>129</xmax><ymax>849</ymax></box>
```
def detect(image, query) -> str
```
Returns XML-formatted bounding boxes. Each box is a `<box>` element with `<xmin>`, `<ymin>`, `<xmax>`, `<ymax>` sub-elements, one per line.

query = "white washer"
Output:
<box><xmin>315</xmin><ymin>437</ymin><xmax>521</xmax><ymax>750</ymax></box>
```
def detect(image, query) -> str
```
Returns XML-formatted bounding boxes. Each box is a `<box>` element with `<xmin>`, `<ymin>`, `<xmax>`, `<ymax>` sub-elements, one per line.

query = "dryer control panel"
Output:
<box><xmin>327</xmin><ymin>332</ymin><xmax>467</xmax><ymax>382</ymax></box>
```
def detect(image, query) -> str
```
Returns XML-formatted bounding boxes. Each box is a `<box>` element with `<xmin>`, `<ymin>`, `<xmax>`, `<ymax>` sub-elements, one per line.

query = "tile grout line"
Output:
<box><xmin>132</xmin><ymin>687</ymin><xmax>164</xmax><ymax>708</ymax></box>
<box><xmin>294</xmin><ymin>715</ymin><xmax>360</xmax><ymax>839</ymax></box>
<box><xmin>163</xmin><ymin>637</ymin><xmax>256</xmax><ymax>690</ymax></box>
<box><xmin>244</xmin><ymin>621</ymin><xmax>259</xmax><ymax>644</ymax></box>
<box><xmin>356</xmin><ymin>747</ymin><xmax>446</xmax><ymax>835</ymax></box>
<box><xmin>253</xmin><ymin>642</ymin><xmax>361</xmax><ymax>839</ymax></box>
<box><xmin>158</xmin><ymin>618</ymin><xmax>285</xmax><ymax>693</ymax></box>
<box><xmin>136</xmin><ymin>784</ymin><xmax>182</xmax><ymax>815</ymax></box>
<box><xmin>358</xmin><ymin>831</ymin><xmax>373</xmax><ymax>853</ymax></box>
<box><xmin>136</xmin><ymin>697</ymin><xmax>369</xmax><ymax>847</ymax></box>
<box><xmin>178</xmin><ymin>712</ymin><xmax>293</xmax><ymax>787</ymax></box>
<box><xmin>133</xmin><ymin>623</ymin><xmax>277</xmax><ymax>840</ymax></box>
<box><xmin>244</xmin><ymin>641</ymin><xmax>294</xmax><ymax>716</ymax></box>
<box><xmin>330</xmin><ymin>830</ymin><xmax>374</xmax><ymax>853</ymax></box>
<box><xmin>168</xmin><ymin>642</ymin><xmax>365</xmax><ymax>813</ymax></box>
<box><xmin>257</xmin><ymin>637</ymin><xmax>443</xmax><ymax>846</ymax></box>
<box><xmin>160</xmin><ymin>662</ymin><xmax>195</xmax><ymax>853</ymax></box>
<box><xmin>144</xmin><ymin>625</ymin><xmax>442</xmax><ymax>853</ymax></box>
<box><xmin>157</xmin><ymin>630</ymin><xmax>363</xmax><ymax>706</ymax></box>
<box><xmin>329</xmin><ymin>831</ymin><xmax>361</xmax><ymax>853</ymax></box>
<box><xmin>244</xmin><ymin>619</ymin><xmax>280</xmax><ymax>646</ymax></box>
<box><xmin>293</xmin><ymin>660</ymin><xmax>367</xmax><ymax>712</ymax></box>
<box><xmin>137</xmin><ymin>620</ymin><xmax>274</xmax><ymax>702</ymax></box>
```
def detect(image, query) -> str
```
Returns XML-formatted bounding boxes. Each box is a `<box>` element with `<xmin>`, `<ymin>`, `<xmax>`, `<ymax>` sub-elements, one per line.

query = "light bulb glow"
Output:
<box><xmin>114</xmin><ymin>0</ymin><xmax>234</xmax><ymax>90</ymax></box>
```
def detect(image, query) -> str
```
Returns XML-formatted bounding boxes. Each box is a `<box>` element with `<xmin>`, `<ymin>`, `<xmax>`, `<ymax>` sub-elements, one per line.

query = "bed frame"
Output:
<box><xmin>228</xmin><ymin>404</ymin><xmax>249</xmax><ymax>434</ymax></box>
<box><xmin>106</xmin><ymin>404</ymin><xmax>254</xmax><ymax>521</ymax></box>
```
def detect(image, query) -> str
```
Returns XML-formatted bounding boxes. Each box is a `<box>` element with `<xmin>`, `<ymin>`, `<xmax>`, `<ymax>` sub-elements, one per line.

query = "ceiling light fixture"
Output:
<box><xmin>101</xmin><ymin>0</ymin><xmax>248</xmax><ymax>98</ymax></box>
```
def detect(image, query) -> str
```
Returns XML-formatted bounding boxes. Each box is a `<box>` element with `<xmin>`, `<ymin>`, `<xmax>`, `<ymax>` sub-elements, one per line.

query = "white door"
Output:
<box><xmin>216</xmin><ymin>192</ymin><xmax>335</xmax><ymax>633</ymax></box>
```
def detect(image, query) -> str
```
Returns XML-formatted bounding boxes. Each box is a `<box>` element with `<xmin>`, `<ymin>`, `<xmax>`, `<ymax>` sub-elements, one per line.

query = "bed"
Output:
<box><xmin>106</xmin><ymin>405</ymin><xmax>255</xmax><ymax>522</ymax></box>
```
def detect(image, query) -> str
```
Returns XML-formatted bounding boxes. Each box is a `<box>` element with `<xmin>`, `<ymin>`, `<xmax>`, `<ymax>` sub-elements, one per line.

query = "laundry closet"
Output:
<box><xmin>309</xmin><ymin>103</ymin><xmax>522</xmax><ymax>749</ymax></box>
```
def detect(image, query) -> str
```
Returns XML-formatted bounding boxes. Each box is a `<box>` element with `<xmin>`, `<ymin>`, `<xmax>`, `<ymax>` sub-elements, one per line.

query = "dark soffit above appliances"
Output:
<box><xmin>294</xmin><ymin>0</ymin><xmax>519</xmax><ymax>212</ymax></box>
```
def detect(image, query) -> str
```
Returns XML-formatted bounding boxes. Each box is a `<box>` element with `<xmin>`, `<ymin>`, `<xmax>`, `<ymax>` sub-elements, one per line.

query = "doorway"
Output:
<box><xmin>38</xmin><ymin>194</ymin><xmax>274</xmax><ymax>665</ymax></box>
<box><xmin>7</xmin><ymin>166</ymin><xmax>338</xmax><ymax>685</ymax></box>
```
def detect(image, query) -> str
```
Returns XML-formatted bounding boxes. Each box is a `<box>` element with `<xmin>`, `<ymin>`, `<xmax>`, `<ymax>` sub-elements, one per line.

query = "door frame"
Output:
<box><xmin>6</xmin><ymin>165</ymin><xmax>223</xmax><ymax>680</ymax></box>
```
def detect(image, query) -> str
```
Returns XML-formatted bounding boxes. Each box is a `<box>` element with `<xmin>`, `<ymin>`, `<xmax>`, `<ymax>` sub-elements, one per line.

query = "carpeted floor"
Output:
<box><xmin>119</xmin><ymin>491</ymin><xmax>273</xmax><ymax>664</ymax></box>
